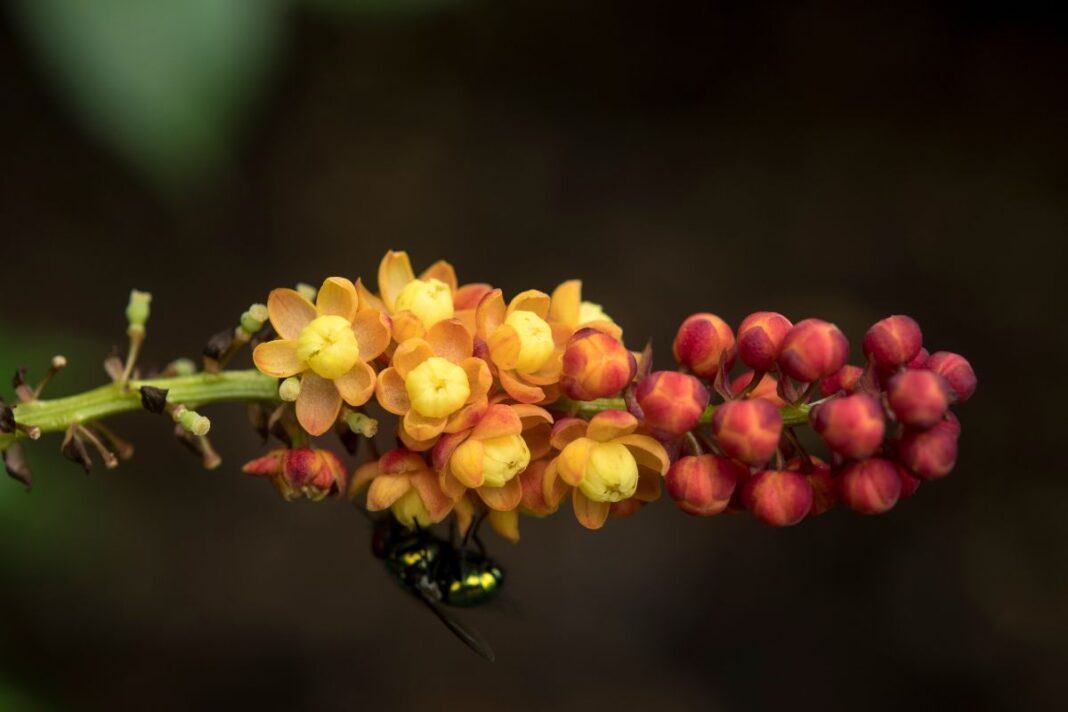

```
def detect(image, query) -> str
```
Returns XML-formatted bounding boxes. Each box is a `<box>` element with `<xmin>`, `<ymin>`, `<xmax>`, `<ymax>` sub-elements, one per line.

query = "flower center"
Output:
<box><xmin>406</xmin><ymin>356</ymin><xmax>471</xmax><ymax>418</ymax></box>
<box><xmin>478</xmin><ymin>434</ymin><xmax>531</xmax><ymax>488</ymax></box>
<box><xmin>395</xmin><ymin>278</ymin><xmax>454</xmax><ymax>328</ymax></box>
<box><xmin>296</xmin><ymin>315</ymin><xmax>360</xmax><ymax>380</ymax></box>
<box><xmin>576</xmin><ymin>441</ymin><xmax>639</xmax><ymax>503</ymax></box>
<box><xmin>505</xmin><ymin>310</ymin><xmax>554</xmax><ymax>374</ymax></box>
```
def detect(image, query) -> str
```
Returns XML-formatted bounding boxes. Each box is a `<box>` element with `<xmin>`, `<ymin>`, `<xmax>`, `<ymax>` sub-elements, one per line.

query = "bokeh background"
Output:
<box><xmin>1</xmin><ymin>1</ymin><xmax>1065</xmax><ymax>709</ymax></box>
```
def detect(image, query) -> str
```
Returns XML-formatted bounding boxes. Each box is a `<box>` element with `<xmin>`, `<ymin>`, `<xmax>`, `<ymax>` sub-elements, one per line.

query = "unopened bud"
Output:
<box><xmin>635</xmin><ymin>371</ymin><xmax>709</xmax><ymax>436</ymax></box>
<box><xmin>743</xmin><ymin>469</ymin><xmax>813</xmax><ymax>526</ymax></box>
<box><xmin>240</xmin><ymin>303</ymin><xmax>269</xmax><ymax>335</ymax></box>
<box><xmin>778</xmin><ymin>319</ymin><xmax>849</xmax><ymax>383</ymax></box>
<box><xmin>711</xmin><ymin>399</ymin><xmax>783</xmax><ymax>467</ymax></box>
<box><xmin>786</xmin><ymin>457</ymin><xmax>836</xmax><ymax>515</ymax></box>
<box><xmin>838</xmin><ymin>458</ymin><xmax>901</xmax><ymax>514</ymax></box>
<box><xmin>887</xmin><ymin>370</ymin><xmax>949</xmax><ymax>428</ymax></box>
<box><xmin>924</xmin><ymin>351</ymin><xmax>977</xmax><ymax>403</ymax></box>
<box><xmin>344</xmin><ymin>411</ymin><xmax>379</xmax><ymax>438</ymax></box>
<box><xmin>820</xmin><ymin>365</ymin><xmax>864</xmax><ymax>397</ymax></box>
<box><xmin>665</xmin><ymin>454</ymin><xmax>743</xmax><ymax>516</ymax></box>
<box><xmin>295</xmin><ymin>282</ymin><xmax>318</xmax><ymax>303</ymax></box>
<box><xmin>897</xmin><ymin>418</ymin><xmax>958</xmax><ymax>480</ymax></box>
<box><xmin>736</xmin><ymin>312</ymin><xmax>792</xmax><ymax>372</ymax></box>
<box><xmin>173</xmin><ymin>406</ymin><xmax>211</xmax><ymax>436</ymax></box>
<box><xmin>863</xmin><ymin>315</ymin><xmax>922</xmax><ymax>369</ymax></box>
<box><xmin>125</xmin><ymin>289</ymin><xmax>152</xmax><ymax>332</ymax></box>
<box><xmin>278</xmin><ymin>377</ymin><xmax>301</xmax><ymax>402</ymax></box>
<box><xmin>560</xmin><ymin>329</ymin><xmax>636</xmax><ymax>401</ymax></box>
<box><xmin>672</xmin><ymin>313</ymin><xmax>735</xmax><ymax>379</ymax></box>
<box><xmin>811</xmin><ymin>393</ymin><xmax>886</xmax><ymax>459</ymax></box>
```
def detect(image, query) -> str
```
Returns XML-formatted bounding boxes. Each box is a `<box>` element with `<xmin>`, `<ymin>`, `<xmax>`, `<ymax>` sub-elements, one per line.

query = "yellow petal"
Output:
<box><xmin>397</xmin><ymin>423</ymin><xmax>438</xmax><ymax>452</ymax></box>
<box><xmin>506</xmin><ymin>289</ymin><xmax>551</xmax><ymax>319</ymax></box>
<box><xmin>267</xmin><ymin>288</ymin><xmax>316</xmax><ymax>340</ymax></box>
<box><xmin>374</xmin><ymin>367</ymin><xmax>410</xmax><ymax>415</ymax></box>
<box><xmin>355</xmin><ymin>278</ymin><xmax>386</xmax><ymax>313</ymax></box>
<box><xmin>315</xmin><ymin>277</ymin><xmax>359</xmax><ymax>322</ymax></box>
<box><xmin>404</xmin><ymin>409</ymin><xmax>448</xmax><ymax>442</ymax></box>
<box><xmin>393</xmin><ymin>339</ymin><xmax>434</xmax><ymax>379</ymax></box>
<box><xmin>499</xmin><ymin>369</ymin><xmax>545</xmax><ymax>404</ymax></box>
<box><xmin>587</xmin><ymin>410</ymin><xmax>639</xmax><ymax>442</ymax></box>
<box><xmin>557</xmin><ymin>437</ymin><xmax>594</xmax><ymax>486</ymax></box>
<box><xmin>478</xmin><ymin>476</ymin><xmax>522</xmax><ymax>511</ymax></box>
<box><xmin>549</xmin><ymin>280</ymin><xmax>582</xmax><ymax>328</ymax></box>
<box><xmin>461</xmin><ymin>358</ymin><xmax>493</xmax><ymax>402</ymax></box>
<box><xmin>450</xmin><ymin>439</ymin><xmax>485</xmax><ymax>488</ymax></box>
<box><xmin>615</xmin><ymin>434</ymin><xmax>671</xmax><ymax>475</ymax></box>
<box><xmin>418</xmin><ymin>259</ymin><xmax>459</xmax><ymax>295</ymax></box>
<box><xmin>488</xmin><ymin>509</ymin><xmax>520</xmax><ymax>543</ymax></box>
<box><xmin>252</xmin><ymin>340</ymin><xmax>303</xmax><ymax>378</ymax></box>
<box><xmin>390</xmin><ymin>310</ymin><xmax>426</xmax><ymax>344</ymax></box>
<box><xmin>367</xmin><ymin>474</ymin><xmax>411</xmax><ymax>511</ymax></box>
<box><xmin>410</xmin><ymin>469</ymin><xmax>455</xmax><ymax>522</ymax></box>
<box><xmin>352</xmin><ymin>308</ymin><xmax>391</xmax><ymax>361</ymax></box>
<box><xmin>475</xmin><ymin>288</ymin><xmax>506</xmax><ymax>341</ymax></box>
<box><xmin>572</xmin><ymin>488</ymin><xmax>610</xmax><ymax>529</ymax></box>
<box><xmin>440</xmin><ymin>470</ymin><xmax>468</xmax><ymax>501</ymax></box>
<box><xmin>487</xmin><ymin>323</ymin><xmax>521</xmax><ymax>371</ymax></box>
<box><xmin>427</xmin><ymin>318</ymin><xmax>474</xmax><ymax>364</ymax></box>
<box><xmin>335</xmin><ymin>360</ymin><xmax>376</xmax><ymax>406</ymax></box>
<box><xmin>296</xmin><ymin>373</ymin><xmax>342</xmax><ymax>436</ymax></box>
<box><xmin>378</xmin><ymin>250</ymin><xmax>416</xmax><ymax>312</ymax></box>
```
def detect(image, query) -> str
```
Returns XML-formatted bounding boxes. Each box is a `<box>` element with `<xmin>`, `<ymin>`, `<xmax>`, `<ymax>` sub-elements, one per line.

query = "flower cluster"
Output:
<box><xmin>246</xmin><ymin>251</ymin><xmax>976</xmax><ymax>539</ymax></box>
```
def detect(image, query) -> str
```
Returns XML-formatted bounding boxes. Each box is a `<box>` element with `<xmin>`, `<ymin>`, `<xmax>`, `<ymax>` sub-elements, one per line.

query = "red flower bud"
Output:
<box><xmin>731</xmin><ymin>371</ymin><xmax>787</xmax><ymax>406</ymax></box>
<box><xmin>819</xmin><ymin>365</ymin><xmax>864</xmax><ymax>397</ymax></box>
<box><xmin>736</xmin><ymin>311</ymin><xmax>792</xmax><ymax>372</ymax></box>
<box><xmin>863</xmin><ymin>315</ymin><xmax>923</xmax><ymax>369</ymax></box>
<box><xmin>897</xmin><ymin>463</ymin><xmax>922</xmax><ymax>498</ymax></box>
<box><xmin>711</xmin><ymin>399</ymin><xmax>783</xmax><ymax>467</ymax></box>
<box><xmin>666</xmin><ymin>454</ymin><xmax>744</xmax><ymax>516</ymax></box>
<box><xmin>887</xmin><ymin>370</ymin><xmax>949</xmax><ymax>428</ymax></box>
<box><xmin>560</xmin><ymin>329</ymin><xmax>636</xmax><ymax>401</ymax></box>
<box><xmin>907</xmin><ymin>347</ymin><xmax>930</xmax><ymax>370</ymax></box>
<box><xmin>811</xmin><ymin>393</ymin><xmax>886</xmax><ymax>460</ymax></box>
<box><xmin>785</xmin><ymin>456</ymin><xmax>836</xmax><ymax>515</ymax></box>
<box><xmin>778</xmin><ymin>319</ymin><xmax>849</xmax><ymax>383</ymax></box>
<box><xmin>924</xmin><ymin>351</ymin><xmax>977</xmax><ymax>403</ymax></box>
<box><xmin>243</xmin><ymin>447</ymin><xmax>348</xmax><ymax>501</ymax></box>
<box><xmin>636</xmin><ymin>371</ymin><xmax>710</xmax><ymax>436</ymax></box>
<box><xmin>743</xmin><ymin>469</ymin><xmax>813</xmax><ymax>526</ymax></box>
<box><xmin>672</xmin><ymin>313</ymin><xmax>735</xmax><ymax>378</ymax></box>
<box><xmin>838</xmin><ymin>458</ymin><xmax>901</xmax><ymax>514</ymax></box>
<box><xmin>897</xmin><ymin>419</ymin><xmax>958</xmax><ymax>480</ymax></box>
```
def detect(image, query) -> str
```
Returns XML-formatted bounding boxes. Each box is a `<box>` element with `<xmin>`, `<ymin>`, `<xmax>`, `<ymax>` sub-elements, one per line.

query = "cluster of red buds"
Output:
<box><xmin>661</xmin><ymin>313</ymin><xmax>975</xmax><ymax>525</ymax></box>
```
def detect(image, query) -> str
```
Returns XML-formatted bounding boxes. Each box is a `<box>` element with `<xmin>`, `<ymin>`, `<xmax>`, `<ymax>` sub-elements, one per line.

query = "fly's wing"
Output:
<box><xmin>412</xmin><ymin>585</ymin><xmax>496</xmax><ymax>662</ymax></box>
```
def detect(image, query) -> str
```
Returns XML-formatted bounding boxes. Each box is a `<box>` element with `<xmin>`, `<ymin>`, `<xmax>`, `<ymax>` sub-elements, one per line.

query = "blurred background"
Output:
<box><xmin>1</xmin><ymin>0</ymin><xmax>1065</xmax><ymax>709</ymax></box>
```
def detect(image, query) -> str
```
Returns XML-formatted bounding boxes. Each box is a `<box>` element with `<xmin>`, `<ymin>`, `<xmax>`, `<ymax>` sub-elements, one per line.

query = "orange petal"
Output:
<box><xmin>615</xmin><ymin>434</ymin><xmax>671</xmax><ymax>475</ymax></box>
<box><xmin>453</xmin><ymin>494</ymin><xmax>475</xmax><ymax>536</ymax></box>
<box><xmin>549</xmin><ymin>280</ymin><xmax>582</xmax><ymax>328</ymax></box>
<box><xmin>487</xmin><ymin>323</ymin><xmax>521</xmax><ymax>371</ymax></box>
<box><xmin>506</xmin><ymin>289</ymin><xmax>551</xmax><ymax>319</ymax></box>
<box><xmin>374</xmin><ymin>367</ymin><xmax>410</xmax><ymax>415</ymax></box>
<box><xmin>521</xmin><ymin>353</ymin><xmax>563</xmax><ymax>386</ymax></box>
<box><xmin>355</xmin><ymin>278</ymin><xmax>386</xmax><ymax>314</ymax></box>
<box><xmin>511</xmin><ymin>404</ymin><xmax>553</xmax><ymax>430</ymax></box>
<box><xmin>418</xmin><ymin>259</ymin><xmax>458</xmax><ymax>295</ymax></box>
<box><xmin>539</xmin><ymin>458</ymin><xmax>572</xmax><ymax>509</ymax></box>
<box><xmin>366</xmin><ymin>473</ymin><xmax>411</xmax><ymax>511</ymax></box>
<box><xmin>523</xmin><ymin>423</ymin><xmax>552</xmax><ymax>461</ymax></box>
<box><xmin>432</xmin><ymin>431</ymin><xmax>471</xmax><ymax>473</ymax></box>
<box><xmin>267</xmin><ymin>288</ymin><xmax>316</xmax><ymax>339</ymax></box>
<box><xmin>475</xmin><ymin>288</ymin><xmax>506</xmax><ymax>341</ymax></box>
<box><xmin>397</xmin><ymin>423</ymin><xmax>438</xmax><ymax>452</ymax></box>
<box><xmin>633</xmin><ymin>468</ymin><xmax>662</xmax><ymax>502</ymax></box>
<box><xmin>390</xmin><ymin>310</ymin><xmax>425</xmax><ymax>344</ymax></box>
<box><xmin>589</xmin><ymin>319</ymin><xmax>624</xmax><ymax>341</ymax></box>
<box><xmin>449</xmin><ymin>439</ymin><xmax>485</xmax><ymax>488</ymax></box>
<box><xmin>470</xmin><ymin>404</ymin><xmax>523</xmax><ymax>440</ymax></box>
<box><xmin>440</xmin><ymin>470</ymin><xmax>468</xmax><ymax>502</ymax></box>
<box><xmin>379</xmin><ymin>448</ymin><xmax>428</xmax><ymax>474</ymax></box>
<box><xmin>427</xmin><ymin>318</ymin><xmax>474</xmax><ymax>364</ymax></box>
<box><xmin>353</xmin><ymin>308</ymin><xmax>391</xmax><ymax>361</ymax></box>
<box><xmin>335</xmin><ymin>360</ymin><xmax>376</xmax><ymax>406</ymax></box>
<box><xmin>315</xmin><ymin>277</ymin><xmax>359</xmax><ymax>321</ymax></box>
<box><xmin>252</xmin><ymin>340</ymin><xmax>303</xmax><ymax>378</ymax></box>
<box><xmin>410</xmin><ymin>469</ymin><xmax>455</xmax><ymax>522</ymax></box>
<box><xmin>393</xmin><ymin>339</ymin><xmax>434</xmax><ymax>379</ymax></box>
<box><xmin>488</xmin><ymin>508</ymin><xmax>520</xmax><ymax>543</ymax></box>
<box><xmin>296</xmin><ymin>373</ymin><xmax>342</xmax><ymax>436</ymax></box>
<box><xmin>478</xmin><ymin>476</ymin><xmax>522</xmax><ymax>511</ymax></box>
<box><xmin>550</xmin><ymin>417</ymin><xmax>589</xmax><ymax>450</ymax></box>
<box><xmin>454</xmin><ymin>308</ymin><xmax>479</xmax><ymax>337</ymax></box>
<box><xmin>461</xmin><ymin>357</ymin><xmax>493</xmax><ymax>402</ymax></box>
<box><xmin>454</xmin><ymin>283</ymin><xmax>493</xmax><ymax>311</ymax></box>
<box><xmin>404</xmin><ymin>409</ymin><xmax>448</xmax><ymax>442</ymax></box>
<box><xmin>499</xmin><ymin>369</ymin><xmax>545</xmax><ymax>404</ymax></box>
<box><xmin>444</xmin><ymin>398</ymin><xmax>488</xmax><ymax>434</ymax></box>
<box><xmin>572</xmin><ymin>488</ymin><xmax>610</xmax><ymax>529</ymax></box>
<box><xmin>556</xmin><ymin>437</ymin><xmax>594</xmax><ymax>486</ymax></box>
<box><xmin>378</xmin><ymin>249</ymin><xmax>415</xmax><ymax>312</ymax></box>
<box><xmin>349</xmin><ymin>460</ymin><xmax>381</xmax><ymax>498</ymax></box>
<box><xmin>587</xmin><ymin>409</ymin><xmax>639</xmax><ymax>442</ymax></box>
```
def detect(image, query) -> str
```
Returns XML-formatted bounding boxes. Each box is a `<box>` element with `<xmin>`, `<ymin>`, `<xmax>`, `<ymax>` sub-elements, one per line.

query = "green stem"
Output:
<box><xmin>559</xmin><ymin>397</ymin><xmax>812</xmax><ymax>427</ymax></box>
<box><xmin>1</xmin><ymin>370</ymin><xmax>279</xmax><ymax>451</ymax></box>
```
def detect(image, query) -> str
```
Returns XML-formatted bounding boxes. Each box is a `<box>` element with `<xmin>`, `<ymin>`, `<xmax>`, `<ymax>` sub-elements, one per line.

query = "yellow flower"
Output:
<box><xmin>549</xmin><ymin>279</ymin><xmax>623</xmax><ymax>340</ymax></box>
<box><xmin>350</xmin><ymin>449</ymin><xmax>456</xmax><ymax>526</ymax></box>
<box><xmin>252</xmin><ymin>277</ymin><xmax>390</xmax><ymax>436</ymax></box>
<box><xmin>374</xmin><ymin>319</ymin><xmax>492</xmax><ymax>451</ymax></box>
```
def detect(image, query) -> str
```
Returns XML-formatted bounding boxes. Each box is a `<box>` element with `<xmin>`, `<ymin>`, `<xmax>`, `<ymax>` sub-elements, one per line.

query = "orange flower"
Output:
<box><xmin>253</xmin><ymin>277</ymin><xmax>390</xmax><ymax>436</ymax></box>
<box><xmin>476</xmin><ymin>289</ymin><xmax>570</xmax><ymax>404</ymax></box>
<box><xmin>374</xmin><ymin>319</ymin><xmax>493</xmax><ymax>450</ymax></box>
<box><xmin>350</xmin><ymin>449</ymin><xmax>456</xmax><ymax>527</ymax></box>
<box><xmin>242</xmin><ymin>447</ymin><xmax>348</xmax><ymax>502</ymax></box>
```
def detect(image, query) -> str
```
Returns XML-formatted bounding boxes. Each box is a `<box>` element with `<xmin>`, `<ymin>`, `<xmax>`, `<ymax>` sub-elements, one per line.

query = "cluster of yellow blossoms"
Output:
<box><xmin>251</xmin><ymin>251</ymin><xmax>667</xmax><ymax>539</ymax></box>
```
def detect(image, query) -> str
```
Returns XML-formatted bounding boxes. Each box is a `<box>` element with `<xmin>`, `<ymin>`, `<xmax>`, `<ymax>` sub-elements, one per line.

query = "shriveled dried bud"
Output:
<box><xmin>863</xmin><ymin>315</ymin><xmax>923</xmax><ymax>369</ymax></box>
<box><xmin>778</xmin><ymin>319</ymin><xmax>849</xmax><ymax>383</ymax></box>
<box><xmin>736</xmin><ymin>312</ymin><xmax>792</xmax><ymax>372</ymax></box>
<box><xmin>924</xmin><ymin>351</ymin><xmax>977</xmax><ymax>403</ymax></box>
<box><xmin>887</xmin><ymin>370</ymin><xmax>949</xmax><ymax>428</ymax></box>
<box><xmin>665</xmin><ymin>454</ymin><xmax>743</xmax><ymax>516</ymax></box>
<box><xmin>635</xmin><ymin>371</ymin><xmax>709</xmax><ymax>436</ymax></box>
<box><xmin>139</xmin><ymin>385</ymin><xmax>169</xmax><ymax>414</ymax></box>
<box><xmin>838</xmin><ymin>458</ymin><xmax>901</xmax><ymax>514</ymax></box>
<box><xmin>711</xmin><ymin>399</ymin><xmax>783</xmax><ymax>467</ymax></box>
<box><xmin>672</xmin><ymin>313</ymin><xmax>735</xmax><ymax>379</ymax></box>
<box><xmin>743</xmin><ymin>469</ymin><xmax>813</xmax><ymax>526</ymax></box>
<box><xmin>811</xmin><ymin>393</ymin><xmax>886</xmax><ymax>459</ymax></box>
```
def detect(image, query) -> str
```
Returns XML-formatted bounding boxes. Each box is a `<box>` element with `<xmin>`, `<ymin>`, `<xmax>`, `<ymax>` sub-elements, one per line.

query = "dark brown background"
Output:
<box><xmin>1</xmin><ymin>2</ymin><xmax>1065</xmax><ymax>710</ymax></box>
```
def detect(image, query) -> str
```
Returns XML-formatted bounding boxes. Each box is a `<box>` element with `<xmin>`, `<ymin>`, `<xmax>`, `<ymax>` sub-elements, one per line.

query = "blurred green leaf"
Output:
<box><xmin>11</xmin><ymin>0</ymin><xmax>284</xmax><ymax>190</ymax></box>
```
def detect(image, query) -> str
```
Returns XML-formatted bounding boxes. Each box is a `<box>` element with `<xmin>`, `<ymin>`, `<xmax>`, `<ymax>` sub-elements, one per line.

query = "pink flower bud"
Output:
<box><xmin>838</xmin><ymin>458</ymin><xmax>901</xmax><ymax>514</ymax></box>
<box><xmin>897</xmin><ymin>463</ymin><xmax>921</xmax><ymax>498</ymax></box>
<box><xmin>907</xmin><ymin>347</ymin><xmax>930</xmax><ymax>369</ymax></box>
<box><xmin>897</xmin><ymin>420</ymin><xmax>958</xmax><ymax>480</ymax></box>
<box><xmin>636</xmin><ymin>371</ymin><xmax>710</xmax><ymax>436</ymax></box>
<box><xmin>672</xmin><ymin>313</ymin><xmax>735</xmax><ymax>379</ymax></box>
<box><xmin>785</xmin><ymin>456</ymin><xmax>836</xmax><ymax>515</ymax></box>
<box><xmin>778</xmin><ymin>319</ymin><xmax>849</xmax><ymax>383</ymax></box>
<box><xmin>743</xmin><ymin>469</ymin><xmax>813</xmax><ymax>526</ymax></box>
<box><xmin>924</xmin><ymin>351</ymin><xmax>977</xmax><ymax>403</ymax></box>
<box><xmin>736</xmin><ymin>311</ymin><xmax>792</xmax><ymax>372</ymax></box>
<box><xmin>819</xmin><ymin>365</ymin><xmax>864</xmax><ymax>397</ymax></box>
<box><xmin>731</xmin><ymin>371</ymin><xmax>787</xmax><ymax>406</ymax></box>
<box><xmin>811</xmin><ymin>393</ymin><xmax>886</xmax><ymax>460</ymax></box>
<box><xmin>863</xmin><ymin>315</ymin><xmax>923</xmax><ymax>369</ymax></box>
<box><xmin>665</xmin><ymin>454</ymin><xmax>743</xmax><ymax>516</ymax></box>
<box><xmin>711</xmin><ymin>399</ymin><xmax>783</xmax><ymax>467</ymax></box>
<box><xmin>560</xmin><ymin>329</ymin><xmax>636</xmax><ymax>401</ymax></box>
<box><xmin>887</xmin><ymin>370</ymin><xmax>949</xmax><ymax>428</ymax></box>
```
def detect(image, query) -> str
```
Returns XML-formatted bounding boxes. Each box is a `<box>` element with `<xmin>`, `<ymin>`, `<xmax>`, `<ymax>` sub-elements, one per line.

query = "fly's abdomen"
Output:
<box><xmin>442</xmin><ymin>564</ymin><xmax>505</xmax><ymax>607</ymax></box>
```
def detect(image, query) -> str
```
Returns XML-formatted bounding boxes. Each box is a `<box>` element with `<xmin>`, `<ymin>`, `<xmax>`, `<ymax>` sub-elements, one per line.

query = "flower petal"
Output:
<box><xmin>349</xmin><ymin>460</ymin><xmax>381</xmax><ymax>498</ymax></box>
<box><xmin>523</xmin><ymin>423</ymin><xmax>552</xmax><ymax>461</ymax></box>
<box><xmin>418</xmin><ymin>259</ymin><xmax>458</xmax><ymax>295</ymax></box>
<box><xmin>550</xmin><ymin>417</ymin><xmax>589</xmax><ymax>450</ymax></box>
<box><xmin>427</xmin><ymin>318</ymin><xmax>474</xmax><ymax>364</ymax></box>
<box><xmin>549</xmin><ymin>279</ymin><xmax>582</xmax><ymax>327</ymax></box>
<box><xmin>587</xmin><ymin>409</ymin><xmax>639</xmax><ymax>442</ymax></box>
<box><xmin>615</xmin><ymin>434</ymin><xmax>671</xmax><ymax>475</ymax></box>
<box><xmin>453</xmin><ymin>494</ymin><xmax>475</xmax><ymax>535</ymax></box>
<box><xmin>355</xmin><ymin>278</ymin><xmax>386</xmax><ymax>313</ymax></box>
<box><xmin>378</xmin><ymin>250</ymin><xmax>415</xmax><ymax>312</ymax></box>
<box><xmin>440</xmin><ymin>471</ymin><xmax>468</xmax><ymax>501</ymax></box>
<box><xmin>478</xmin><ymin>476</ymin><xmax>522</xmax><ymax>511</ymax></box>
<box><xmin>475</xmin><ymin>288</ymin><xmax>506</xmax><ymax>340</ymax></box>
<box><xmin>444</xmin><ymin>398</ymin><xmax>488</xmax><ymax>434</ymax></box>
<box><xmin>488</xmin><ymin>509</ymin><xmax>520</xmax><ymax>543</ymax></box>
<box><xmin>366</xmin><ymin>474</ymin><xmax>411</xmax><ymax>511</ymax></box>
<box><xmin>268</xmin><ymin>288</ymin><xmax>316</xmax><ymax>339</ymax></box>
<box><xmin>506</xmin><ymin>289</ymin><xmax>551</xmax><ymax>319</ymax></box>
<box><xmin>391</xmin><ymin>311</ymin><xmax>425</xmax><ymax>344</ymax></box>
<box><xmin>335</xmin><ymin>360</ymin><xmax>376</xmax><ymax>406</ymax></box>
<box><xmin>539</xmin><ymin>458</ymin><xmax>572</xmax><ymax>509</ymax></box>
<box><xmin>296</xmin><ymin>373</ymin><xmax>342</xmax><ymax>436</ymax></box>
<box><xmin>461</xmin><ymin>358</ymin><xmax>493</xmax><ymax>402</ymax></box>
<box><xmin>353</xmin><ymin>308</ymin><xmax>391</xmax><ymax>361</ymax></box>
<box><xmin>404</xmin><ymin>409</ymin><xmax>448</xmax><ymax>442</ymax></box>
<box><xmin>450</xmin><ymin>439</ymin><xmax>485</xmax><ymax>488</ymax></box>
<box><xmin>454</xmin><ymin>283</ymin><xmax>493</xmax><ymax>311</ymax></box>
<box><xmin>556</xmin><ymin>437</ymin><xmax>593</xmax><ymax>486</ymax></box>
<box><xmin>432</xmin><ymin>431</ymin><xmax>471</xmax><ymax>473</ymax></box>
<box><xmin>632</xmin><ymin>468</ymin><xmax>662</xmax><ymax>502</ymax></box>
<box><xmin>511</xmin><ymin>404</ymin><xmax>553</xmax><ymax>430</ymax></box>
<box><xmin>572</xmin><ymin>488</ymin><xmax>610</xmax><ymax>529</ymax></box>
<box><xmin>393</xmin><ymin>339</ymin><xmax>434</xmax><ymax>379</ymax></box>
<box><xmin>252</xmin><ymin>340</ymin><xmax>303</xmax><ymax>378</ymax></box>
<box><xmin>487</xmin><ymin>323</ymin><xmax>521</xmax><ymax>371</ymax></box>
<box><xmin>397</xmin><ymin>424</ymin><xmax>438</xmax><ymax>452</ymax></box>
<box><xmin>499</xmin><ymin>369</ymin><xmax>545</xmax><ymax>404</ymax></box>
<box><xmin>470</xmin><ymin>404</ymin><xmax>523</xmax><ymax>440</ymax></box>
<box><xmin>410</xmin><ymin>469</ymin><xmax>455</xmax><ymax>522</ymax></box>
<box><xmin>374</xmin><ymin>367</ymin><xmax>410</xmax><ymax>415</ymax></box>
<box><xmin>315</xmin><ymin>277</ymin><xmax>359</xmax><ymax>321</ymax></box>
